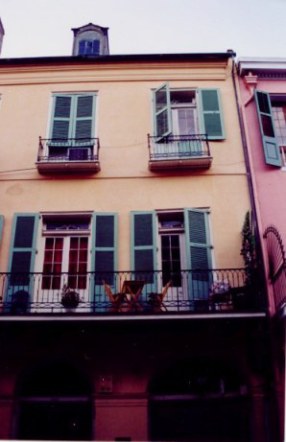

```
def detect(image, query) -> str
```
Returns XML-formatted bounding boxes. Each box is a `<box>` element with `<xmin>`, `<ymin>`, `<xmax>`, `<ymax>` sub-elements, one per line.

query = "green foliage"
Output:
<box><xmin>241</xmin><ymin>211</ymin><xmax>257</xmax><ymax>285</ymax></box>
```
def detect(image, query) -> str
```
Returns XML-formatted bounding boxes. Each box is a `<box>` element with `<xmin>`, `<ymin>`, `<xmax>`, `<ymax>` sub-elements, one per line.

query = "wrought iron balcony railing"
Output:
<box><xmin>148</xmin><ymin>134</ymin><xmax>212</xmax><ymax>171</ymax></box>
<box><xmin>0</xmin><ymin>269</ymin><xmax>266</xmax><ymax>316</ymax></box>
<box><xmin>36</xmin><ymin>137</ymin><xmax>100</xmax><ymax>173</ymax></box>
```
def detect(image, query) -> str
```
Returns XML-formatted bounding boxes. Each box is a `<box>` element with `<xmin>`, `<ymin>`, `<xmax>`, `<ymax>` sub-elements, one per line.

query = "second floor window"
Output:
<box><xmin>50</xmin><ymin>93</ymin><xmax>96</xmax><ymax>147</ymax></box>
<box><xmin>255</xmin><ymin>90</ymin><xmax>286</xmax><ymax>167</ymax></box>
<box><xmin>153</xmin><ymin>83</ymin><xmax>225</xmax><ymax>140</ymax></box>
<box><xmin>271</xmin><ymin>98</ymin><xmax>286</xmax><ymax>148</ymax></box>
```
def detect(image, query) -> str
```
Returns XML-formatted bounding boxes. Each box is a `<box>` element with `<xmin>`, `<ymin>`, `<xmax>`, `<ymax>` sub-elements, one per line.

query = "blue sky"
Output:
<box><xmin>0</xmin><ymin>0</ymin><xmax>285</xmax><ymax>58</ymax></box>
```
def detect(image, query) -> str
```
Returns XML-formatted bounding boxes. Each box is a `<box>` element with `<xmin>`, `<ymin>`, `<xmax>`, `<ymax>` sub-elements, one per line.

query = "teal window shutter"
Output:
<box><xmin>199</xmin><ymin>89</ymin><xmax>225</xmax><ymax>140</ymax></box>
<box><xmin>131</xmin><ymin>211</ymin><xmax>157</xmax><ymax>286</ymax></box>
<box><xmin>153</xmin><ymin>83</ymin><xmax>172</xmax><ymax>138</ymax></box>
<box><xmin>51</xmin><ymin>95</ymin><xmax>72</xmax><ymax>140</ymax></box>
<box><xmin>51</xmin><ymin>94</ymin><xmax>95</xmax><ymax>143</ymax></box>
<box><xmin>184</xmin><ymin>209</ymin><xmax>212</xmax><ymax>299</ymax></box>
<box><xmin>7</xmin><ymin>213</ymin><xmax>39</xmax><ymax>303</ymax></box>
<box><xmin>91</xmin><ymin>213</ymin><xmax>117</xmax><ymax>290</ymax></box>
<box><xmin>75</xmin><ymin>95</ymin><xmax>94</xmax><ymax>141</ymax></box>
<box><xmin>255</xmin><ymin>90</ymin><xmax>281</xmax><ymax>167</ymax></box>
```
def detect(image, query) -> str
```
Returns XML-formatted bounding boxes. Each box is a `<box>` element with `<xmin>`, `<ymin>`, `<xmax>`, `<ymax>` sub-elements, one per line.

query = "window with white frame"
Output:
<box><xmin>255</xmin><ymin>91</ymin><xmax>286</xmax><ymax>167</ymax></box>
<box><xmin>153</xmin><ymin>84</ymin><xmax>225</xmax><ymax>140</ymax></box>
<box><xmin>271</xmin><ymin>97</ymin><xmax>286</xmax><ymax>166</ymax></box>
<box><xmin>41</xmin><ymin>214</ymin><xmax>92</xmax><ymax>291</ymax></box>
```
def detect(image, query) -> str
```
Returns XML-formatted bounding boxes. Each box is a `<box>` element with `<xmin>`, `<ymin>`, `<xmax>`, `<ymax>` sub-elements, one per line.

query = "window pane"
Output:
<box><xmin>42</xmin><ymin>238</ymin><xmax>63</xmax><ymax>290</ymax></box>
<box><xmin>272</xmin><ymin>105</ymin><xmax>286</xmax><ymax>146</ymax></box>
<box><xmin>156</xmin><ymin>88</ymin><xmax>168</xmax><ymax>112</ymax></box>
<box><xmin>156</xmin><ymin>110</ymin><xmax>169</xmax><ymax>138</ymax></box>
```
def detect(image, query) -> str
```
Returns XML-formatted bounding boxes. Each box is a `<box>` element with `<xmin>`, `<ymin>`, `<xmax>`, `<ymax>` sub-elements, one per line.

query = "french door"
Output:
<box><xmin>159</xmin><ymin>233</ymin><xmax>188</xmax><ymax>310</ymax></box>
<box><xmin>171</xmin><ymin>106</ymin><xmax>200</xmax><ymax>156</ymax></box>
<box><xmin>40</xmin><ymin>235</ymin><xmax>89</xmax><ymax>308</ymax></box>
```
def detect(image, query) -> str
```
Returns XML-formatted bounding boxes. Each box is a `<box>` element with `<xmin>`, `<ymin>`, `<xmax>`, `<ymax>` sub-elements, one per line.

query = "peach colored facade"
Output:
<box><xmin>0</xmin><ymin>57</ymin><xmax>249</xmax><ymax>271</ymax></box>
<box><xmin>0</xmin><ymin>45</ymin><xmax>276</xmax><ymax>441</ymax></box>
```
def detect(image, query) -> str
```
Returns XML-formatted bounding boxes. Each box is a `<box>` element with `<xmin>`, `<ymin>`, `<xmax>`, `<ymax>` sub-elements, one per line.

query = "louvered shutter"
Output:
<box><xmin>185</xmin><ymin>209</ymin><xmax>212</xmax><ymax>299</ymax></box>
<box><xmin>92</xmin><ymin>213</ymin><xmax>117</xmax><ymax>294</ymax></box>
<box><xmin>255</xmin><ymin>90</ymin><xmax>281</xmax><ymax>167</ymax></box>
<box><xmin>75</xmin><ymin>95</ymin><xmax>94</xmax><ymax>144</ymax></box>
<box><xmin>51</xmin><ymin>95</ymin><xmax>72</xmax><ymax>141</ymax></box>
<box><xmin>7</xmin><ymin>214</ymin><xmax>39</xmax><ymax>305</ymax></box>
<box><xmin>153</xmin><ymin>83</ymin><xmax>172</xmax><ymax>138</ymax></box>
<box><xmin>131</xmin><ymin>212</ymin><xmax>157</xmax><ymax>287</ymax></box>
<box><xmin>199</xmin><ymin>89</ymin><xmax>225</xmax><ymax>139</ymax></box>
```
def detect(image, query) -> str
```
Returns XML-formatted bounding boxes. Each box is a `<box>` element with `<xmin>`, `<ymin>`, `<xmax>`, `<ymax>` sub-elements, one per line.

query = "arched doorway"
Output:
<box><xmin>15</xmin><ymin>359</ymin><xmax>93</xmax><ymax>440</ymax></box>
<box><xmin>148</xmin><ymin>358</ymin><xmax>251</xmax><ymax>442</ymax></box>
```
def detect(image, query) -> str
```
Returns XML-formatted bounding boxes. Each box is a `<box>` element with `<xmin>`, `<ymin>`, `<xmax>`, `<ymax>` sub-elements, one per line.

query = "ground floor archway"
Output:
<box><xmin>15</xmin><ymin>359</ymin><xmax>93</xmax><ymax>440</ymax></box>
<box><xmin>148</xmin><ymin>357</ymin><xmax>252</xmax><ymax>441</ymax></box>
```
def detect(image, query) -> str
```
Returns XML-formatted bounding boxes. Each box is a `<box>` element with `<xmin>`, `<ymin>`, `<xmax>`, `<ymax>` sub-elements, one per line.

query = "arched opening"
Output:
<box><xmin>148</xmin><ymin>358</ymin><xmax>251</xmax><ymax>442</ymax></box>
<box><xmin>15</xmin><ymin>359</ymin><xmax>93</xmax><ymax>440</ymax></box>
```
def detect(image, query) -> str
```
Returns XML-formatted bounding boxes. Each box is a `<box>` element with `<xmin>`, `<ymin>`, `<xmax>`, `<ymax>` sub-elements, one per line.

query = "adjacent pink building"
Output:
<box><xmin>238</xmin><ymin>58</ymin><xmax>286</xmax><ymax>442</ymax></box>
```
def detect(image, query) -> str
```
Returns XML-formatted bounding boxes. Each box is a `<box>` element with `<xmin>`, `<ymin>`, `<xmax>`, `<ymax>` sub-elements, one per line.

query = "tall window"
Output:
<box><xmin>170</xmin><ymin>90</ymin><xmax>198</xmax><ymax>136</ymax></box>
<box><xmin>41</xmin><ymin>215</ymin><xmax>91</xmax><ymax>291</ymax></box>
<box><xmin>50</xmin><ymin>94</ymin><xmax>95</xmax><ymax>143</ymax></box>
<box><xmin>272</xmin><ymin>99</ymin><xmax>286</xmax><ymax>147</ymax></box>
<box><xmin>255</xmin><ymin>90</ymin><xmax>283</xmax><ymax>167</ymax></box>
<box><xmin>153</xmin><ymin>84</ymin><xmax>224</xmax><ymax>140</ymax></box>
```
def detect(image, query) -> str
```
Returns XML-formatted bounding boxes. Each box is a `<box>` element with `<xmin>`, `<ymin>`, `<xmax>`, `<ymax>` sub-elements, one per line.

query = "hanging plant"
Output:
<box><xmin>61</xmin><ymin>284</ymin><xmax>80</xmax><ymax>309</ymax></box>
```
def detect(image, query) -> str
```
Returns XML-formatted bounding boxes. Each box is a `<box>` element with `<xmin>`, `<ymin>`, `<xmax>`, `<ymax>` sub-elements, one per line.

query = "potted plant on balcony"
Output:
<box><xmin>209</xmin><ymin>280</ymin><xmax>232</xmax><ymax>311</ymax></box>
<box><xmin>61</xmin><ymin>284</ymin><xmax>80</xmax><ymax>310</ymax></box>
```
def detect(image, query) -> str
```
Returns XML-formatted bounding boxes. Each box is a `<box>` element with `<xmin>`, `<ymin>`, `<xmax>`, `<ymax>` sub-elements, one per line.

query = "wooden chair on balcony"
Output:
<box><xmin>102</xmin><ymin>280</ymin><xmax>125</xmax><ymax>312</ymax></box>
<box><xmin>148</xmin><ymin>280</ymin><xmax>172</xmax><ymax>312</ymax></box>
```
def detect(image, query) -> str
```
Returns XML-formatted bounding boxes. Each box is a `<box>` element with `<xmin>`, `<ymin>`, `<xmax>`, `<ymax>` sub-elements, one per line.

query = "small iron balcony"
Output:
<box><xmin>0</xmin><ymin>269</ymin><xmax>266</xmax><ymax>317</ymax></box>
<box><xmin>36</xmin><ymin>137</ymin><xmax>101</xmax><ymax>174</ymax></box>
<box><xmin>148</xmin><ymin>134</ymin><xmax>212</xmax><ymax>171</ymax></box>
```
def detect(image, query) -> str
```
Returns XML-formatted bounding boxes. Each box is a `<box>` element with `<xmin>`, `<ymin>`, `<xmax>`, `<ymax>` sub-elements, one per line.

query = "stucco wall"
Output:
<box><xmin>0</xmin><ymin>58</ymin><xmax>249</xmax><ymax>271</ymax></box>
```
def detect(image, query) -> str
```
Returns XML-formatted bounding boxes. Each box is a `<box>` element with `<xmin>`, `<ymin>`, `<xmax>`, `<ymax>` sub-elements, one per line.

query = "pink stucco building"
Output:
<box><xmin>238</xmin><ymin>58</ymin><xmax>286</xmax><ymax>442</ymax></box>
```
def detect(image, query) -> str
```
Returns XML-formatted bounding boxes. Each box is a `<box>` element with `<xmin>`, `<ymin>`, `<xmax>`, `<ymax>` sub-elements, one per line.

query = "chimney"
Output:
<box><xmin>71</xmin><ymin>23</ymin><xmax>109</xmax><ymax>56</ymax></box>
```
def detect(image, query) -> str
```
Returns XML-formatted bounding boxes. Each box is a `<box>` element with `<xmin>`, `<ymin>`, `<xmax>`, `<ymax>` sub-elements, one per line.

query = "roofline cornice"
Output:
<box><xmin>238</xmin><ymin>57</ymin><xmax>286</xmax><ymax>77</ymax></box>
<box><xmin>0</xmin><ymin>51</ymin><xmax>235</xmax><ymax>67</ymax></box>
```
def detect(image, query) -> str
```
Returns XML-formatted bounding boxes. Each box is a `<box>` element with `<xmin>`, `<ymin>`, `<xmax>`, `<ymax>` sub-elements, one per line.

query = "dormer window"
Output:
<box><xmin>72</xmin><ymin>23</ymin><xmax>109</xmax><ymax>56</ymax></box>
<box><xmin>79</xmin><ymin>39</ymin><xmax>100</xmax><ymax>56</ymax></box>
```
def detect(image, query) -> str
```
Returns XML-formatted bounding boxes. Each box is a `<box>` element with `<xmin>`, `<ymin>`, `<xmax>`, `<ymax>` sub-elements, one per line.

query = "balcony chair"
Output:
<box><xmin>147</xmin><ymin>280</ymin><xmax>172</xmax><ymax>312</ymax></box>
<box><xmin>102</xmin><ymin>280</ymin><xmax>125</xmax><ymax>312</ymax></box>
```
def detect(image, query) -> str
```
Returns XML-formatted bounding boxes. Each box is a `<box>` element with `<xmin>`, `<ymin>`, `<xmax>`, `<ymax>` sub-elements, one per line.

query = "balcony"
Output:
<box><xmin>148</xmin><ymin>134</ymin><xmax>212</xmax><ymax>171</ymax></box>
<box><xmin>36</xmin><ymin>137</ymin><xmax>100</xmax><ymax>174</ymax></box>
<box><xmin>0</xmin><ymin>269</ymin><xmax>266</xmax><ymax>318</ymax></box>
